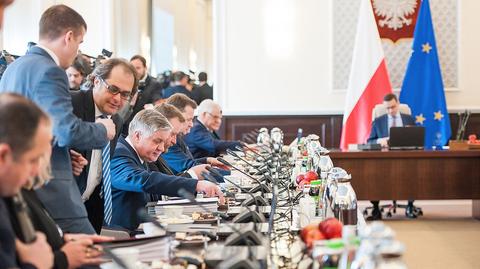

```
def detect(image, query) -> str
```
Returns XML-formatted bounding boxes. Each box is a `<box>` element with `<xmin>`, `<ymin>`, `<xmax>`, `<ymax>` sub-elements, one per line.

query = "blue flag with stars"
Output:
<box><xmin>400</xmin><ymin>0</ymin><xmax>451</xmax><ymax>148</ymax></box>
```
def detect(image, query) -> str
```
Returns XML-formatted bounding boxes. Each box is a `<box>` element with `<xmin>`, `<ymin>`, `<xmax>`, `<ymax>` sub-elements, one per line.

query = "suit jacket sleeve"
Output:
<box><xmin>367</xmin><ymin>119</ymin><xmax>381</xmax><ymax>144</ymax></box>
<box><xmin>162</xmin><ymin>144</ymin><xmax>199</xmax><ymax>174</ymax></box>
<box><xmin>192</xmin><ymin>130</ymin><xmax>242</xmax><ymax>156</ymax></box>
<box><xmin>111</xmin><ymin>148</ymin><xmax>197</xmax><ymax>197</ymax></box>
<box><xmin>35</xmin><ymin>66</ymin><xmax>108</xmax><ymax>150</ymax></box>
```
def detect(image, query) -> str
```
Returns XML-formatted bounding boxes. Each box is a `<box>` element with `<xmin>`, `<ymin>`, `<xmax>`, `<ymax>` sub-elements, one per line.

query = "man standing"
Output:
<box><xmin>71</xmin><ymin>58</ymin><xmax>137</xmax><ymax>233</ymax></box>
<box><xmin>192</xmin><ymin>72</ymin><xmax>213</xmax><ymax>105</ymax></box>
<box><xmin>66</xmin><ymin>55</ymin><xmax>91</xmax><ymax>91</ymax></box>
<box><xmin>162</xmin><ymin>71</ymin><xmax>193</xmax><ymax>99</ymax></box>
<box><xmin>184</xmin><ymin>99</ymin><xmax>242</xmax><ymax>158</ymax></box>
<box><xmin>0</xmin><ymin>5</ymin><xmax>115</xmax><ymax>233</ymax></box>
<box><xmin>110</xmin><ymin>109</ymin><xmax>223</xmax><ymax>231</ymax></box>
<box><xmin>0</xmin><ymin>93</ymin><xmax>54</xmax><ymax>269</ymax></box>
<box><xmin>367</xmin><ymin>93</ymin><xmax>416</xmax><ymax>219</ymax></box>
<box><xmin>120</xmin><ymin>55</ymin><xmax>164</xmax><ymax>136</ymax></box>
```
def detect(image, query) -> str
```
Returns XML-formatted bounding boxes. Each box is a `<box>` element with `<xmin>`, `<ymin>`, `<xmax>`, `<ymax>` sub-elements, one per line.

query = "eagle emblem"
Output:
<box><xmin>373</xmin><ymin>0</ymin><xmax>417</xmax><ymax>30</ymax></box>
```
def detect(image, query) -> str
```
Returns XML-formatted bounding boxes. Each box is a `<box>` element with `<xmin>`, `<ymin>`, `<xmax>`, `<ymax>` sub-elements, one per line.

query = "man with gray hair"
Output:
<box><xmin>184</xmin><ymin>99</ymin><xmax>242</xmax><ymax>158</ymax></box>
<box><xmin>110</xmin><ymin>109</ymin><xmax>223</xmax><ymax>231</ymax></box>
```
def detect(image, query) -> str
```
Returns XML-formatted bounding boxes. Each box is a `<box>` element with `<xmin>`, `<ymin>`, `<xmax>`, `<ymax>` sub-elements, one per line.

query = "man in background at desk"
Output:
<box><xmin>184</xmin><ymin>99</ymin><xmax>242</xmax><ymax>158</ymax></box>
<box><xmin>110</xmin><ymin>109</ymin><xmax>223</xmax><ymax>231</ymax></box>
<box><xmin>367</xmin><ymin>93</ymin><xmax>417</xmax><ymax>219</ymax></box>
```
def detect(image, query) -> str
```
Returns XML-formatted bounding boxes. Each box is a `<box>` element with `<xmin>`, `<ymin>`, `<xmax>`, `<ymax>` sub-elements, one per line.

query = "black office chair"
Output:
<box><xmin>363</xmin><ymin>104</ymin><xmax>423</xmax><ymax>219</ymax></box>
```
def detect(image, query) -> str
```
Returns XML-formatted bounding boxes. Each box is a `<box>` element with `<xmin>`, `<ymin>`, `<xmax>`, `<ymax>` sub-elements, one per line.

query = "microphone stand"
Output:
<box><xmin>216</xmin><ymin>158</ymin><xmax>272</xmax><ymax>194</ymax></box>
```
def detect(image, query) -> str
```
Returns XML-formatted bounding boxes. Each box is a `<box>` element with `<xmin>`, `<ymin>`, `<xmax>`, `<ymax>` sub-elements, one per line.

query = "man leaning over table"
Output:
<box><xmin>110</xmin><ymin>109</ymin><xmax>224</xmax><ymax>231</ymax></box>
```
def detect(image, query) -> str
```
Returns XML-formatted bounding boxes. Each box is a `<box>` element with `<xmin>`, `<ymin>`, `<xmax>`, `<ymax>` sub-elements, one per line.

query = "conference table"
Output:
<box><xmin>329</xmin><ymin>149</ymin><xmax>480</xmax><ymax>219</ymax></box>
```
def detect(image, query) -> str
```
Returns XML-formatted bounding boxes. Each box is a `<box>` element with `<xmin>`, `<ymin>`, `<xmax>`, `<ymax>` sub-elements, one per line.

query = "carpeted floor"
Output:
<box><xmin>358</xmin><ymin>200</ymin><xmax>480</xmax><ymax>269</ymax></box>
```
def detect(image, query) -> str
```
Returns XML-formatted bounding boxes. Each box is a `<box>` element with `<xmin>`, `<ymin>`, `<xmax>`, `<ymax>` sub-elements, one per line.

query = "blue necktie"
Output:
<box><xmin>102</xmin><ymin>140</ymin><xmax>113</xmax><ymax>225</ymax></box>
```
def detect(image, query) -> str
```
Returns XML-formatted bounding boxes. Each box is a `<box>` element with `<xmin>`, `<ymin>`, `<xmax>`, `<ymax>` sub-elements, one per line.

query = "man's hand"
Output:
<box><xmin>64</xmin><ymin>233</ymin><xmax>114</xmax><ymax>243</ymax></box>
<box><xmin>377</xmin><ymin>137</ymin><xmax>389</xmax><ymax>148</ymax></box>
<box><xmin>61</xmin><ymin>238</ymin><xmax>104</xmax><ymax>268</ymax></box>
<box><xmin>70</xmin><ymin>150</ymin><xmax>88</xmax><ymax>176</ymax></box>
<box><xmin>189</xmin><ymin>164</ymin><xmax>211</xmax><ymax>179</ymax></box>
<box><xmin>207</xmin><ymin>157</ymin><xmax>224</xmax><ymax>167</ymax></box>
<box><xmin>196</xmin><ymin>181</ymin><xmax>225</xmax><ymax>205</ymax></box>
<box><xmin>96</xmin><ymin>118</ymin><xmax>116</xmax><ymax>140</ymax></box>
<box><xmin>16</xmin><ymin>232</ymin><xmax>53</xmax><ymax>269</ymax></box>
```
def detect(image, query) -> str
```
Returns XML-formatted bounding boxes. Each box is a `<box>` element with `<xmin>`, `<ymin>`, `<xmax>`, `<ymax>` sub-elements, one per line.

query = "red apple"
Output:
<box><xmin>468</xmin><ymin>134</ymin><xmax>477</xmax><ymax>142</ymax></box>
<box><xmin>300</xmin><ymin>223</ymin><xmax>325</xmax><ymax>249</ymax></box>
<box><xmin>304</xmin><ymin>171</ymin><xmax>318</xmax><ymax>182</ymax></box>
<box><xmin>319</xmin><ymin>218</ymin><xmax>342</xmax><ymax>239</ymax></box>
<box><xmin>296</xmin><ymin>174</ymin><xmax>305</xmax><ymax>184</ymax></box>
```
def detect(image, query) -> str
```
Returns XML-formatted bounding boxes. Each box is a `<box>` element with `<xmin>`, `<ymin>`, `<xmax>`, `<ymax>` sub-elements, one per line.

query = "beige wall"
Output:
<box><xmin>1</xmin><ymin>0</ymin><xmax>479</xmax><ymax>114</ymax></box>
<box><xmin>214</xmin><ymin>0</ymin><xmax>480</xmax><ymax>115</ymax></box>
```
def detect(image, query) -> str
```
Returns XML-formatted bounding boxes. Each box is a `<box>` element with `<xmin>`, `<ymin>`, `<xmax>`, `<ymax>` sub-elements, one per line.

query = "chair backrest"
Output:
<box><xmin>372</xmin><ymin>103</ymin><xmax>411</xmax><ymax>121</ymax></box>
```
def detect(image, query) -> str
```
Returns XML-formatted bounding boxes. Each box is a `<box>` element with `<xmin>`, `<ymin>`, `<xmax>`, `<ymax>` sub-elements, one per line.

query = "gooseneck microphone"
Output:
<box><xmin>216</xmin><ymin>158</ymin><xmax>272</xmax><ymax>193</ymax></box>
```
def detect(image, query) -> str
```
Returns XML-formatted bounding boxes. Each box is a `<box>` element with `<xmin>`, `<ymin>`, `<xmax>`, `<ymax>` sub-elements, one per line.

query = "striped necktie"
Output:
<box><xmin>99</xmin><ymin>114</ymin><xmax>113</xmax><ymax>225</ymax></box>
<box><xmin>102</xmin><ymin>141</ymin><xmax>112</xmax><ymax>225</ymax></box>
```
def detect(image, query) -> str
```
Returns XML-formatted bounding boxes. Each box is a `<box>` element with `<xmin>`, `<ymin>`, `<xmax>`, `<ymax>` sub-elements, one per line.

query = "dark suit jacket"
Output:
<box><xmin>162</xmin><ymin>135</ymin><xmax>208</xmax><ymax>175</ymax></box>
<box><xmin>0</xmin><ymin>46</ymin><xmax>108</xmax><ymax>234</ymax></box>
<box><xmin>191</xmin><ymin>83</ymin><xmax>213</xmax><ymax>105</ymax></box>
<box><xmin>6</xmin><ymin>190</ymin><xmax>68</xmax><ymax>269</ymax></box>
<box><xmin>110</xmin><ymin>137</ymin><xmax>198</xmax><ymax>230</ymax></box>
<box><xmin>162</xmin><ymin>85</ymin><xmax>193</xmax><ymax>99</ymax></box>
<box><xmin>121</xmin><ymin>75</ymin><xmax>163</xmax><ymax>136</ymax></box>
<box><xmin>71</xmin><ymin>89</ymin><xmax>123</xmax><ymax>233</ymax></box>
<box><xmin>0</xmin><ymin>199</ymin><xmax>25</xmax><ymax>269</ymax></box>
<box><xmin>184</xmin><ymin>119</ymin><xmax>242</xmax><ymax>158</ymax></box>
<box><xmin>367</xmin><ymin>113</ymin><xmax>416</xmax><ymax>143</ymax></box>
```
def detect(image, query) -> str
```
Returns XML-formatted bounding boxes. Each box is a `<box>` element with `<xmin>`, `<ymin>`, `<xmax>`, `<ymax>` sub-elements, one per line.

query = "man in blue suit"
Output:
<box><xmin>162</xmin><ymin>71</ymin><xmax>193</xmax><ymax>99</ymax></box>
<box><xmin>184</xmin><ymin>99</ymin><xmax>242</xmax><ymax>158</ymax></box>
<box><xmin>163</xmin><ymin>94</ymin><xmax>224</xmax><ymax>174</ymax></box>
<box><xmin>0</xmin><ymin>5</ymin><xmax>116</xmax><ymax>233</ymax></box>
<box><xmin>367</xmin><ymin>93</ymin><xmax>417</xmax><ymax>220</ymax></box>
<box><xmin>110</xmin><ymin>109</ymin><xmax>224</xmax><ymax>231</ymax></box>
<box><xmin>367</xmin><ymin>93</ymin><xmax>415</xmax><ymax>147</ymax></box>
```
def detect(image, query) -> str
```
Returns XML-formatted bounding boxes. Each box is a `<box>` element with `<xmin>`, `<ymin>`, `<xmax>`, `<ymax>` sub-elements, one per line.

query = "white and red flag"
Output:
<box><xmin>340</xmin><ymin>0</ymin><xmax>392</xmax><ymax>150</ymax></box>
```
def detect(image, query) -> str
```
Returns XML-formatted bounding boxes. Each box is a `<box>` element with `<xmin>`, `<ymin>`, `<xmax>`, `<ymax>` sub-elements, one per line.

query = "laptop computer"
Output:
<box><xmin>389</xmin><ymin>126</ymin><xmax>425</xmax><ymax>150</ymax></box>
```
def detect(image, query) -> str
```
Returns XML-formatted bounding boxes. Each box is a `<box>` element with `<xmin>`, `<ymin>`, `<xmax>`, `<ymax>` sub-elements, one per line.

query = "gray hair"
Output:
<box><xmin>128</xmin><ymin>109</ymin><xmax>172</xmax><ymax>137</ymax></box>
<box><xmin>197</xmin><ymin>99</ymin><xmax>220</xmax><ymax>115</ymax></box>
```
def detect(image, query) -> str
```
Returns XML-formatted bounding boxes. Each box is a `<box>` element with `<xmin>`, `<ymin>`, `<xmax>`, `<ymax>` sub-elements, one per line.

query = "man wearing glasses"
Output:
<box><xmin>71</xmin><ymin>58</ymin><xmax>137</xmax><ymax>233</ymax></box>
<box><xmin>184</xmin><ymin>99</ymin><xmax>242</xmax><ymax>158</ymax></box>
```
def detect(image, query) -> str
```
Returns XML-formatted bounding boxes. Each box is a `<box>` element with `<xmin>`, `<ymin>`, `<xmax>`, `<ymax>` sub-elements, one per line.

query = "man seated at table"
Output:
<box><xmin>184</xmin><ymin>99</ymin><xmax>242</xmax><ymax>158</ymax></box>
<box><xmin>110</xmin><ymin>109</ymin><xmax>223</xmax><ymax>231</ymax></box>
<box><xmin>162</xmin><ymin>94</ymin><xmax>225</xmax><ymax>174</ymax></box>
<box><xmin>367</xmin><ymin>93</ymin><xmax>417</xmax><ymax>219</ymax></box>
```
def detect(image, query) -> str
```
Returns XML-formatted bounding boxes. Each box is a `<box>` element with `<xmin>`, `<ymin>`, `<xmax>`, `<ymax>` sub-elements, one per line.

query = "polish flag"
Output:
<box><xmin>340</xmin><ymin>0</ymin><xmax>392</xmax><ymax>150</ymax></box>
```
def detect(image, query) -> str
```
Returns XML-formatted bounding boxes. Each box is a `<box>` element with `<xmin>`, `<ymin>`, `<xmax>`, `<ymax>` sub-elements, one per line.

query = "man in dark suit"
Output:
<box><xmin>120</xmin><ymin>55</ymin><xmax>164</xmax><ymax>136</ymax></box>
<box><xmin>162</xmin><ymin>94</ymin><xmax>224</xmax><ymax>174</ymax></box>
<box><xmin>151</xmin><ymin>103</ymin><xmax>210</xmax><ymax>179</ymax></box>
<box><xmin>0</xmin><ymin>93</ymin><xmax>54</xmax><ymax>269</ymax></box>
<box><xmin>162</xmin><ymin>71</ymin><xmax>193</xmax><ymax>99</ymax></box>
<box><xmin>184</xmin><ymin>99</ymin><xmax>242</xmax><ymax>158</ymax></box>
<box><xmin>71</xmin><ymin>58</ymin><xmax>137</xmax><ymax>233</ymax></box>
<box><xmin>367</xmin><ymin>93</ymin><xmax>417</xmax><ymax>219</ymax></box>
<box><xmin>192</xmin><ymin>72</ymin><xmax>213</xmax><ymax>105</ymax></box>
<box><xmin>110</xmin><ymin>109</ymin><xmax>224</xmax><ymax>231</ymax></box>
<box><xmin>0</xmin><ymin>5</ymin><xmax>116</xmax><ymax>234</ymax></box>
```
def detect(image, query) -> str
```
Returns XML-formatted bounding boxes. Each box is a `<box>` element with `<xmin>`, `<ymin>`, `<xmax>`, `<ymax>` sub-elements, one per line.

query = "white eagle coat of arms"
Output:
<box><xmin>373</xmin><ymin>0</ymin><xmax>417</xmax><ymax>30</ymax></box>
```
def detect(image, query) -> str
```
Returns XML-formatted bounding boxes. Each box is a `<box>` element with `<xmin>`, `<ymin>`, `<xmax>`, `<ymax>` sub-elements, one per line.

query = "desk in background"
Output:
<box><xmin>329</xmin><ymin>149</ymin><xmax>480</xmax><ymax>219</ymax></box>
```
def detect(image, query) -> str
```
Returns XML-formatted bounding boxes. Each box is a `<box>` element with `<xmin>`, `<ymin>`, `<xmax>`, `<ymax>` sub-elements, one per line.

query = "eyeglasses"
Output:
<box><xmin>97</xmin><ymin>76</ymin><xmax>133</xmax><ymax>101</ymax></box>
<box><xmin>207</xmin><ymin>112</ymin><xmax>222</xmax><ymax>120</ymax></box>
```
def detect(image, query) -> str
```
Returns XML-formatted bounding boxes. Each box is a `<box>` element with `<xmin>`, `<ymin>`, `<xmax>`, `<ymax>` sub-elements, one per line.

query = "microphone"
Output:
<box><xmin>235</xmin><ymin>145</ymin><xmax>267</xmax><ymax>161</ymax></box>
<box><xmin>11</xmin><ymin>192</ymin><xmax>37</xmax><ymax>243</ymax></box>
<box><xmin>216</xmin><ymin>158</ymin><xmax>272</xmax><ymax>193</ymax></box>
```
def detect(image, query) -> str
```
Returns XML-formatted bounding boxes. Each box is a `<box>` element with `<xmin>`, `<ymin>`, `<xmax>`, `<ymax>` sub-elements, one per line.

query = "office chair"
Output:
<box><xmin>363</xmin><ymin>103</ymin><xmax>423</xmax><ymax>219</ymax></box>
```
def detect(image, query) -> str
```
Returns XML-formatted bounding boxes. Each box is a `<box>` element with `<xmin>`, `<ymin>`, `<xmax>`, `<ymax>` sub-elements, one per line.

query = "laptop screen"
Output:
<box><xmin>389</xmin><ymin>126</ymin><xmax>425</xmax><ymax>149</ymax></box>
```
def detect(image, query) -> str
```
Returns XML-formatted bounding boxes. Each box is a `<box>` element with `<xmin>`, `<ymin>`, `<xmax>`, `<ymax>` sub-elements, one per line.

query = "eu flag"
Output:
<box><xmin>400</xmin><ymin>0</ymin><xmax>451</xmax><ymax>148</ymax></box>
